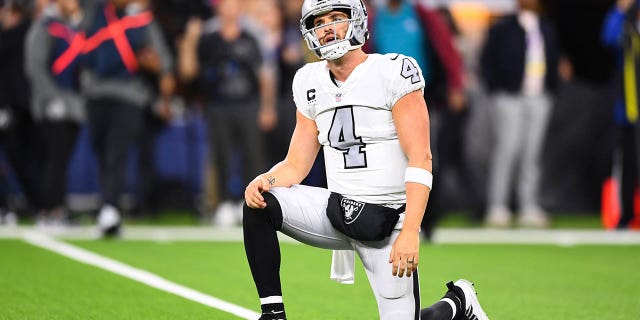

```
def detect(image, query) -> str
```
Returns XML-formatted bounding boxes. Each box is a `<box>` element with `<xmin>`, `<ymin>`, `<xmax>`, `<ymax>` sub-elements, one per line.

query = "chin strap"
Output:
<box><xmin>319</xmin><ymin>40</ymin><xmax>350</xmax><ymax>60</ymax></box>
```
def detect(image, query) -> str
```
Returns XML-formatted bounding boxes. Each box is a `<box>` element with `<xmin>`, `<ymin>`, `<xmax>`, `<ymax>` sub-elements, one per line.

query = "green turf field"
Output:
<box><xmin>1</xmin><ymin>228</ymin><xmax>639</xmax><ymax>320</ymax></box>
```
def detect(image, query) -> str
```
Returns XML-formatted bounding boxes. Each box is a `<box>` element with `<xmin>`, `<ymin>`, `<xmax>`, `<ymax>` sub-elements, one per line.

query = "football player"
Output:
<box><xmin>242</xmin><ymin>0</ymin><xmax>489</xmax><ymax>319</ymax></box>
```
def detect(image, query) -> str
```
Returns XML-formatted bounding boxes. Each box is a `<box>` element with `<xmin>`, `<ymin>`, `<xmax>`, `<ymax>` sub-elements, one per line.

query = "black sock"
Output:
<box><xmin>420</xmin><ymin>282</ymin><xmax>463</xmax><ymax>320</ymax></box>
<box><xmin>420</xmin><ymin>301</ymin><xmax>454</xmax><ymax>320</ymax></box>
<box><xmin>260</xmin><ymin>303</ymin><xmax>286</xmax><ymax>319</ymax></box>
<box><xmin>243</xmin><ymin>192</ymin><xmax>285</xmax><ymax>300</ymax></box>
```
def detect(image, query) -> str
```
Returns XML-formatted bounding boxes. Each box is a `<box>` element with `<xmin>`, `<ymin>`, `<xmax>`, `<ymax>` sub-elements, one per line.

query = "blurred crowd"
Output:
<box><xmin>0</xmin><ymin>0</ymin><xmax>637</xmax><ymax>234</ymax></box>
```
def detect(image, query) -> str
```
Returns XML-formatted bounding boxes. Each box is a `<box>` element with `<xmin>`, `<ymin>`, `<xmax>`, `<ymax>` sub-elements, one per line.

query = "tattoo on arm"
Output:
<box><xmin>267</xmin><ymin>176</ymin><xmax>275</xmax><ymax>187</ymax></box>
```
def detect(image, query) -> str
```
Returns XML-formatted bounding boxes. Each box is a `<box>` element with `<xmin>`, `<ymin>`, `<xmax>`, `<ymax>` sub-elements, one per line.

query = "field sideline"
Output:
<box><xmin>1</xmin><ymin>226</ymin><xmax>639</xmax><ymax>319</ymax></box>
<box><xmin>4</xmin><ymin>225</ymin><xmax>640</xmax><ymax>244</ymax></box>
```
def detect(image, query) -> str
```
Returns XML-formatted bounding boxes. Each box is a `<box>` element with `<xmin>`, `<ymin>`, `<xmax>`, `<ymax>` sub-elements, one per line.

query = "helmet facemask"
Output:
<box><xmin>300</xmin><ymin>0</ymin><xmax>368</xmax><ymax>60</ymax></box>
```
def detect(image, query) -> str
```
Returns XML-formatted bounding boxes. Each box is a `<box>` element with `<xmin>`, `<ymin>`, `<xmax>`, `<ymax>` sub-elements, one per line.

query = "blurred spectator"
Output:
<box><xmin>245</xmin><ymin>0</ymin><xmax>285</xmax><ymax>165</ymax></box>
<box><xmin>80</xmin><ymin>0</ymin><xmax>174</xmax><ymax>236</ymax></box>
<box><xmin>24</xmin><ymin>0</ymin><xmax>85</xmax><ymax>226</ymax></box>
<box><xmin>268</xmin><ymin>0</ymin><xmax>300</xmax><ymax>165</ymax></box>
<box><xmin>601</xmin><ymin>0</ymin><xmax>639</xmax><ymax>228</ymax></box>
<box><xmin>151</xmin><ymin>0</ymin><xmax>212</xmax><ymax>55</ymax></box>
<box><xmin>480</xmin><ymin>0</ymin><xmax>559</xmax><ymax>228</ymax></box>
<box><xmin>0</xmin><ymin>0</ymin><xmax>45</xmax><ymax>225</ymax></box>
<box><xmin>282</xmin><ymin>0</ymin><xmax>328</xmax><ymax>189</ymax></box>
<box><xmin>367</xmin><ymin>0</ymin><xmax>466</xmax><ymax>240</ymax></box>
<box><xmin>132</xmin><ymin>0</ymin><xmax>178</xmax><ymax>217</ymax></box>
<box><xmin>542</xmin><ymin>0</ymin><xmax>616</xmax><ymax>213</ymax></box>
<box><xmin>32</xmin><ymin>0</ymin><xmax>49</xmax><ymax>18</ymax></box>
<box><xmin>178</xmin><ymin>0</ymin><xmax>276</xmax><ymax>227</ymax></box>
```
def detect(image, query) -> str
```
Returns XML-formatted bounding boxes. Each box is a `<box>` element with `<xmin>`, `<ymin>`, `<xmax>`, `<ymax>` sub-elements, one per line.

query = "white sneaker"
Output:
<box><xmin>212</xmin><ymin>201</ymin><xmax>238</xmax><ymax>227</ymax></box>
<box><xmin>97</xmin><ymin>204</ymin><xmax>121</xmax><ymax>237</ymax></box>
<box><xmin>451</xmin><ymin>279</ymin><xmax>489</xmax><ymax>320</ymax></box>
<box><xmin>484</xmin><ymin>206</ymin><xmax>511</xmax><ymax>228</ymax></box>
<box><xmin>4</xmin><ymin>211</ymin><xmax>17</xmax><ymax>227</ymax></box>
<box><xmin>518</xmin><ymin>206</ymin><xmax>549</xmax><ymax>228</ymax></box>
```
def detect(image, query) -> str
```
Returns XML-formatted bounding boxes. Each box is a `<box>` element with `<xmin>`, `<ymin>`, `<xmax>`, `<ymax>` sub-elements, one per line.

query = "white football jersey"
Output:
<box><xmin>292</xmin><ymin>53</ymin><xmax>426</xmax><ymax>204</ymax></box>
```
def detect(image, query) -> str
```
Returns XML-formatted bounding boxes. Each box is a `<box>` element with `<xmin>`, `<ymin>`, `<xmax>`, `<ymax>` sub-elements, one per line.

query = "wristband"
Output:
<box><xmin>404</xmin><ymin>167</ymin><xmax>433</xmax><ymax>189</ymax></box>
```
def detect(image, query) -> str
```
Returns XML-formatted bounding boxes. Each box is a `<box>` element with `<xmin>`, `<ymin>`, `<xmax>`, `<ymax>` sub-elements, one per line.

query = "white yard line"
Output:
<box><xmin>0</xmin><ymin>225</ymin><xmax>299</xmax><ymax>243</ymax></box>
<box><xmin>20</xmin><ymin>230</ymin><xmax>260</xmax><ymax>320</ymax></box>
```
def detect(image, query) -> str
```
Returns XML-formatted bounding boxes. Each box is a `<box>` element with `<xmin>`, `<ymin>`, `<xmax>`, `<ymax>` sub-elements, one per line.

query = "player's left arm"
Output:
<box><xmin>389</xmin><ymin>89</ymin><xmax>433</xmax><ymax>278</ymax></box>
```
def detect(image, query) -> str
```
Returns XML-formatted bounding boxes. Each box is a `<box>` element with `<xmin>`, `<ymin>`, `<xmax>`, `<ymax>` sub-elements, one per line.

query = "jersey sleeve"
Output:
<box><xmin>385</xmin><ymin>54</ymin><xmax>426</xmax><ymax>109</ymax></box>
<box><xmin>291</xmin><ymin>65</ymin><xmax>314</xmax><ymax>119</ymax></box>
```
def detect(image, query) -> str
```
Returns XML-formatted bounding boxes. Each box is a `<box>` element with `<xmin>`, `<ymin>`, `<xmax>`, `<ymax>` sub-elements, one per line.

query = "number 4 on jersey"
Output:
<box><xmin>328</xmin><ymin>107</ymin><xmax>367</xmax><ymax>169</ymax></box>
<box><xmin>401</xmin><ymin>58</ymin><xmax>421</xmax><ymax>84</ymax></box>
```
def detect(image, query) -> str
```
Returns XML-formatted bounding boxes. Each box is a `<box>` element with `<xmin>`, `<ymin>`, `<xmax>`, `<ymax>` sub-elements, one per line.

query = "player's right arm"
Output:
<box><xmin>244</xmin><ymin>110</ymin><xmax>321</xmax><ymax>208</ymax></box>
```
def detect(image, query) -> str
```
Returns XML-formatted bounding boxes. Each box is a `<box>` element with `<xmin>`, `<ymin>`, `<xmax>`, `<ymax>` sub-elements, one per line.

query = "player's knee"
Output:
<box><xmin>377</xmin><ymin>275</ymin><xmax>409</xmax><ymax>299</ymax></box>
<box><xmin>379</xmin><ymin>288</ymin><xmax>407</xmax><ymax>300</ymax></box>
<box><xmin>242</xmin><ymin>192</ymin><xmax>283</xmax><ymax>230</ymax></box>
<box><xmin>376</xmin><ymin>279</ymin><xmax>415</xmax><ymax>319</ymax></box>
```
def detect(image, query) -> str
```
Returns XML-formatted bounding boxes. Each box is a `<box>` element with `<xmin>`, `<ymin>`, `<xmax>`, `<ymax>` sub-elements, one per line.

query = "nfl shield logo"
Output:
<box><xmin>335</xmin><ymin>93</ymin><xmax>342</xmax><ymax>102</ymax></box>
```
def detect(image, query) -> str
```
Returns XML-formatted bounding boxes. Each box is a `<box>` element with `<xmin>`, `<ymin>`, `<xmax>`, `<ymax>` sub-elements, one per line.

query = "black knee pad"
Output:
<box><xmin>242</xmin><ymin>192</ymin><xmax>283</xmax><ymax>230</ymax></box>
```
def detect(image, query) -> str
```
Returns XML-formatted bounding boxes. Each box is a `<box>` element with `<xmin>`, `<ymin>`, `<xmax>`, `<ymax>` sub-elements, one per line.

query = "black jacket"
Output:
<box><xmin>0</xmin><ymin>20</ymin><xmax>31</xmax><ymax>112</ymax></box>
<box><xmin>480</xmin><ymin>14</ymin><xmax>559</xmax><ymax>94</ymax></box>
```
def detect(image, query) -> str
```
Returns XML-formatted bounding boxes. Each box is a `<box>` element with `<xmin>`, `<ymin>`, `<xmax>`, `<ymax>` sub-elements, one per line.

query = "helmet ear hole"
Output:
<box><xmin>304</xmin><ymin>15</ymin><xmax>316</xmax><ymax>30</ymax></box>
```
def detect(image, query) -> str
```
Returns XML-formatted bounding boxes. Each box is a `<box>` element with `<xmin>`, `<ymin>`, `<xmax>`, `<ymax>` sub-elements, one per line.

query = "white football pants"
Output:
<box><xmin>269</xmin><ymin>184</ymin><xmax>420</xmax><ymax>320</ymax></box>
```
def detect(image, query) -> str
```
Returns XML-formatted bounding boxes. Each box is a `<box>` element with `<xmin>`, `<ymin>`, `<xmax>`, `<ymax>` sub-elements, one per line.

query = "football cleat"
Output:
<box><xmin>97</xmin><ymin>204</ymin><xmax>122</xmax><ymax>238</ymax></box>
<box><xmin>258</xmin><ymin>312</ymin><xmax>286</xmax><ymax>320</ymax></box>
<box><xmin>448</xmin><ymin>279</ymin><xmax>489</xmax><ymax>320</ymax></box>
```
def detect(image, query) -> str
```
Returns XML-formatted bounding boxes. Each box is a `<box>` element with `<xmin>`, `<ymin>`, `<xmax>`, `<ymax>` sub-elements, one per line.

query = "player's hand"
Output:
<box><xmin>389</xmin><ymin>229</ymin><xmax>420</xmax><ymax>278</ymax></box>
<box><xmin>244</xmin><ymin>176</ymin><xmax>271</xmax><ymax>209</ymax></box>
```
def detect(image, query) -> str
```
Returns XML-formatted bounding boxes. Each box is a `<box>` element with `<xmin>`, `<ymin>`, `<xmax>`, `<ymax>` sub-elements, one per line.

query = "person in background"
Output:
<box><xmin>480</xmin><ymin>0</ymin><xmax>559</xmax><ymax>228</ymax></box>
<box><xmin>80</xmin><ymin>0</ymin><xmax>174</xmax><ymax>236</ymax></box>
<box><xmin>275</xmin><ymin>0</ymin><xmax>303</xmax><ymax>160</ymax></box>
<box><xmin>251</xmin><ymin>0</ymin><xmax>290</xmax><ymax>167</ymax></box>
<box><xmin>129</xmin><ymin>0</ymin><xmax>178</xmax><ymax>217</ymax></box>
<box><xmin>542</xmin><ymin>0</ymin><xmax>616</xmax><ymax>213</ymax></box>
<box><xmin>25</xmin><ymin>0</ymin><xmax>85</xmax><ymax>227</ymax></box>
<box><xmin>601</xmin><ymin>0</ymin><xmax>640</xmax><ymax>229</ymax></box>
<box><xmin>0</xmin><ymin>0</ymin><xmax>45</xmax><ymax>225</ymax></box>
<box><xmin>178</xmin><ymin>0</ymin><xmax>276</xmax><ymax>227</ymax></box>
<box><xmin>282</xmin><ymin>0</ymin><xmax>329</xmax><ymax>189</ymax></box>
<box><xmin>366</xmin><ymin>0</ymin><xmax>466</xmax><ymax>240</ymax></box>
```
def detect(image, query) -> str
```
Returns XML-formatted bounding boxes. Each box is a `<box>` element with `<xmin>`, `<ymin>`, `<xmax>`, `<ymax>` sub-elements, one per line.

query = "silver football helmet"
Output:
<box><xmin>300</xmin><ymin>0</ymin><xmax>369</xmax><ymax>60</ymax></box>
